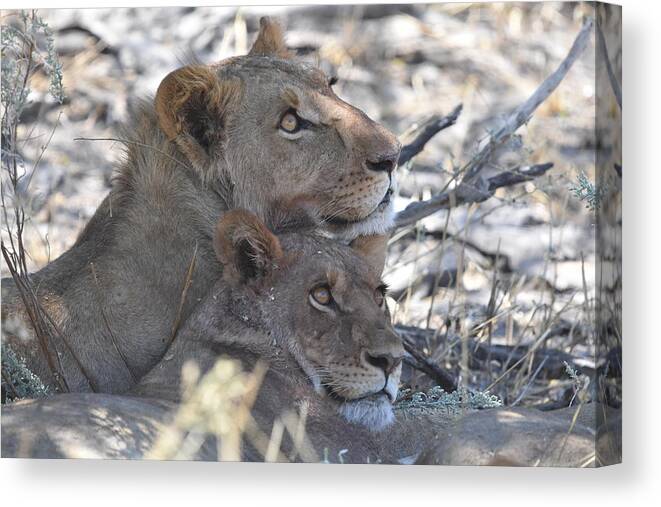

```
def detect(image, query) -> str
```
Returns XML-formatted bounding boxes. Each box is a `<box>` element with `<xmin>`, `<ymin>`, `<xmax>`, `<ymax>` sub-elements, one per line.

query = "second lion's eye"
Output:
<box><xmin>310</xmin><ymin>285</ymin><xmax>332</xmax><ymax>306</ymax></box>
<box><xmin>279</xmin><ymin>110</ymin><xmax>300</xmax><ymax>133</ymax></box>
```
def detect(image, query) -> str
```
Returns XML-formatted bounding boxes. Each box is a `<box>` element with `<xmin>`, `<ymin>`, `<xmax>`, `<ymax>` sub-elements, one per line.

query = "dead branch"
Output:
<box><xmin>166</xmin><ymin>242</ymin><xmax>199</xmax><ymax>349</ymax></box>
<box><xmin>461</xmin><ymin>18</ymin><xmax>593</xmax><ymax>184</ymax></box>
<box><xmin>401</xmin><ymin>339</ymin><xmax>457</xmax><ymax>393</ymax></box>
<box><xmin>595</xmin><ymin>18</ymin><xmax>622</xmax><ymax>109</ymax></box>
<box><xmin>396</xmin><ymin>322</ymin><xmax>581</xmax><ymax>389</ymax></box>
<box><xmin>395</xmin><ymin>226</ymin><xmax>512</xmax><ymax>272</ymax></box>
<box><xmin>1</xmin><ymin>246</ymin><xmax>69</xmax><ymax>392</ymax></box>
<box><xmin>394</xmin><ymin>18</ymin><xmax>593</xmax><ymax>229</ymax></box>
<box><xmin>471</xmin><ymin>339</ymin><xmax>578</xmax><ymax>379</ymax></box>
<box><xmin>0</xmin><ymin>67</ymin><xmax>71</xmax><ymax>391</ymax></box>
<box><xmin>398</xmin><ymin>104</ymin><xmax>463</xmax><ymax>166</ymax></box>
<box><xmin>395</xmin><ymin>325</ymin><xmax>457</xmax><ymax>392</ymax></box>
<box><xmin>73</xmin><ymin>137</ymin><xmax>194</xmax><ymax>173</ymax></box>
<box><xmin>394</xmin><ymin>162</ymin><xmax>553</xmax><ymax>229</ymax></box>
<box><xmin>0</xmin><ymin>12</ymin><xmax>78</xmax><ymax>393</ymax></box>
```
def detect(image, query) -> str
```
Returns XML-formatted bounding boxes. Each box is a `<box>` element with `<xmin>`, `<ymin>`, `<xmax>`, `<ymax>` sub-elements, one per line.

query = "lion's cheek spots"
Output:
<box><xmin>334</xmin><ymin>186</ymin><xmax>388</xmax><ymax>221</ymax></box>
<box><xmin>326</xmin><ymin>364</ymin><xmax>386</xmax><ymax>400</ymax></box>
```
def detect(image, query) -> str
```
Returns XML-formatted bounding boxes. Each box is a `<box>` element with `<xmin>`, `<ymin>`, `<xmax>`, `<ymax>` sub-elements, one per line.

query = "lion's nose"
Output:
<box><xmin>366</xmin><ymin>152</ymin><xmax>399</xmax><ymax>174</ymax></box>
<box><xmin>362</xmin><ymin>351</ymin><xmax>402</xmax><ymax>376</ymax></box>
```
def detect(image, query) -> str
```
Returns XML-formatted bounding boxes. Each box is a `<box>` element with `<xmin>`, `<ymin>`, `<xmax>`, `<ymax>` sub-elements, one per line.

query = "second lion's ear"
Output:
<box><xmin>350</xmin><ymin>234</ymin><xmax>389</xmax><ymax>276</ymax></box>
<box><xmin>155</xmin><ymin>65</ymin><xmax>241</xmax><ymax>181</ymax></box>
<box><xmin>214</xmin><ymin>209</ymin><xmax>284</xmax><ymax>284</ymax></box>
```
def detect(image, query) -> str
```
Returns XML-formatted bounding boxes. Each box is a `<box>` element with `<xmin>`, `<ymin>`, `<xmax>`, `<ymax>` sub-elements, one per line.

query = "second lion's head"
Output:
<box><xmin>212</xmin><ymin>209</ymin><xmax>405</xmax><ymax>432</ymax></box>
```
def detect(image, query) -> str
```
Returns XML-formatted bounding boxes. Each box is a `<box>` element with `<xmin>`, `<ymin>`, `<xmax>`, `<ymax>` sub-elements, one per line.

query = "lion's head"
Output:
<box><xmin>213</xmin><ymin>209</ymin><xmax>405</xmax><ymax>431</ymax></box>
<box><xmin>155</xmin><ymin>17</ymin><xmax>401</xmax><ymax>239</ymax></box>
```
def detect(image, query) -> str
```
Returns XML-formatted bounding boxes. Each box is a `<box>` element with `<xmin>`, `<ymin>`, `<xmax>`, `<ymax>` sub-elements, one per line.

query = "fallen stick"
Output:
<box><xmin>421</xmin><ymin>229</ymin><xmax>513</xmax><ymax>272</ymax></box>
<box><xmin>595</xmin><ymin>18</ymin><xmax>622</xmax><ymax>109</ymax></box>
<box><xmin>461</xmin><ymin>18</ymin><xmax>593</xmax><ymax>184</ymax></box>
<box><xmin>394</xmin><ymin>162</ymin><xmax>553</xmax><ymax>229</ymax></box>
<box><xmin>398</xmin><ymin>104</ymin><xmax>463</xmax><ymax>166</ymax></box>
<box><xmin>396</xmin><ymin>322</ymin><xmax>582</xmax><ymax>388</ymax></box>
<box><xmin>401</xmin><ymin>338</ymin><xmax>458</xmax><ymax>393</ymax></box>
<box><xmin>394</xmin><ymin>18</ymin><xmax>594</xmax><ymax>228</ymax></box>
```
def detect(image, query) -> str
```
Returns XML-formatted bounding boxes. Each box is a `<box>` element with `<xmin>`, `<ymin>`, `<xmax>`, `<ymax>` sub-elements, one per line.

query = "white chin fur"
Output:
<box><xmin>338</xmin><ymin>397</ymin><xmax>395</xmax><ymax>432</ymax></box>
<box><xmin>332</xmin><ymin>202</ymin><xmax>395</xmax><ymax>243</ymax></box>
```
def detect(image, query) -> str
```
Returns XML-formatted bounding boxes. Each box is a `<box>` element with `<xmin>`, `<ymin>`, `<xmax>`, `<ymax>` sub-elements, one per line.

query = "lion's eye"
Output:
<box><xmin>279</xmin><ymin>110</ymin><xmax>300</xmax><ymax>133</ymax></box>
<box><xmin>310</xmin><ymin>285</ymin><xmax>332</xmax><ymax>306</ymax></box>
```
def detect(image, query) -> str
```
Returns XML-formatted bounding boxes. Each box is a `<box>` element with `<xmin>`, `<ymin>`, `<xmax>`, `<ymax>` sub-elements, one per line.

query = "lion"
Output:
<box><xmin>1</xmin><ymin>17</ymin><xmax>401</xmax><ymax>394</ymax></box>
<box><xmin>2</xmin><ymin>210</ymin><xmax>406</xmax><ymax>461</ymax></box>
<box><xmin>1</xmin><ymin>211</ymin><xmax>617</xmax><ymax>466</ymax></box>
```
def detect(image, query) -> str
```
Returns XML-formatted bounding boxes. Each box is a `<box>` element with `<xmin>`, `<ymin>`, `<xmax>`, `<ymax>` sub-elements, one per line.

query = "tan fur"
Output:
<box><xmin>154</xmin><ymin>65</ymin><xmax>242</xmax><ymax>180</ymax></box>
<box><xmin>2</xmin><ymin>213</ymin><xmax>406</xmax><ymax>460</ymax></box>
<box><xmin>213</xmin><ymin>209</ymin><xmax>285</xmax><ymax>283</ymax></box>
<box><xmin>248</xmin><ymin>17</ymin><xmax>291</xmax><ymax>58</ymax></box>
<box><xmin>1</xmin><ymin>213</ymin><xmax>618</xmax><ymax>465</ymax></box>
<box><xmin>1</xmin><ymin>18</ymin><xmax>401</xmax><ymax>394</ymax></box>
<box><xmin>348</xmin><ymin>234</ymin><xmax>389</xmax><ymax>276</ymax></box>
<box><xmin>155</xmin><ymin>65</ymin><xmax>218</xmax><ymax>140</ymax></box>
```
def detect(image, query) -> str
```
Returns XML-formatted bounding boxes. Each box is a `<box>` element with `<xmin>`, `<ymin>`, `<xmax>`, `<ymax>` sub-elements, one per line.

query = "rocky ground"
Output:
<box><xmin>2</xmin><ymin>3</ymin><xmax>621</xmax><ymax>409</ymax></box>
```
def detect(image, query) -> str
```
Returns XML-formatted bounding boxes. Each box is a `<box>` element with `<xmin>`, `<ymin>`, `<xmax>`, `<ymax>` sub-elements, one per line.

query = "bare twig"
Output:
<box><xmin>397</xmin><ymin>329</ymin><xmax>457</xmax><ymax>392</ymax></box>
<box><xmin>1</xmin><ymin>245</ymin><xmax>69</xmax><ymax>392</ymax></box>
<box><xmin>73</xmin><ymin>137</ymin><xmax>194</xmax><ymax>173</ymax></box>
<box><xmin>23</xmin><ymin>111</ymin><xmax>62</xmax><ymax>192</ymax></box>
<box><xmin>1</xmin><ymin>11</ymin><xmax>75</xmax><ymax>392</ymax></box>
<box><xmin>166</xmin><ymin>242</ymin><xmax>199</xmax><ymax>348</ymax></box>
<box><xmin>420</xmin><ymin>229</ymin><xmax>512</xmax><ymax>272</ymax></box>
<box><xmin>394</xmin><ymin>18</ymin><xmax>593</xmax><ymax>229</ymax></box>
<box><xmin>510</xmin><ymin>356</ymin><xmax>548</xmax><ymax>406</ymax></box>
<box><xmin>461</xmin><ymin>18</ymin><xmax>593</xmax><ymax>184</ymax></box>
<box><xmin>394</xmin><ymin>162</ymin><xmax>554</xmax><ymax>228</ymax></box>
<box><xmin>397</xmin><ymin>322</ymin><xmax>579</xmax><ymax>389</ymax></box>
<box><xmin>398</xmin><ymin>104</ymin><xmax>463</xmax><ymax>166</ymax></box>
<box><xmin>595</xmin><ymin>18</ymin><xmax>622</xmax><ymax>109</ymax></box>
<box><xmin>484</xmin><ymin>323</ymin><xmax>564</xmax><ymax>392</ymax></box>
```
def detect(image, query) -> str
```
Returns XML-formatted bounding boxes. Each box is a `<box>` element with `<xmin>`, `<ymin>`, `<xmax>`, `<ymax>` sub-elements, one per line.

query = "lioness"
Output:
<box><xmin>2</xmin><ymin>210</ymin><xmax>613</xmax><ymax>466</ymax></box>
<box><xmin>1</xmin><ymin>17</ymin><xmax>401</xmax><ymax>393</ymax></box>
<box><xmin>2</xmin><ymin>210</ymin><xmax>405</xmax><ymax>461</ymax></box>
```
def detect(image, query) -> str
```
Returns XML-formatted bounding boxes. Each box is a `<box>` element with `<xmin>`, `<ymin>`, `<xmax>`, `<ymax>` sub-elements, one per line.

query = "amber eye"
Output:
<box><xmin>310</xmin><ymin>285</ymin><xmax>332</xmax><ymax>306</ymax></box>
<box><xmin>279</xmin><ymin>111</ymin><xmax>300</xmax><ymax>133</ymax></box>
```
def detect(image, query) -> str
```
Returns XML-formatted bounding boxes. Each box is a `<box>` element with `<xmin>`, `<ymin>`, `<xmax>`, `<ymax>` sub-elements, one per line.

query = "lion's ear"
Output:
<box><xmin>350</xmin><ymin>234</ymin><xmax>389</xmax><ymax>275</ymax></box>
<box><xmin>248</xmin><ymin>17</ymin><xmax>291</xmax><ymax>58</ymax></box>
<box><xmin>214</xmin><ymin>210</ymin><xmax>284</xmax><ymax>283</ymax></box>
<box><xmin>155</xmin><ymin>65</ymin><xmax>240</xmax><ymax>180</ymax></box>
